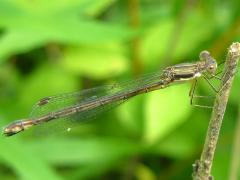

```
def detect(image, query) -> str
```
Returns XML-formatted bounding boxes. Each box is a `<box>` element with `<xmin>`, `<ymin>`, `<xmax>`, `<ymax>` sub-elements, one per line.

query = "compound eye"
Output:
<box><xmin>208</xmin><ymin>65</ymin><xmax>217</xmax><ymax>74</ymax></box>
<box><xmin>209</xmin><ymin>64</ymin><xmax>216</xmax><ymax>70</ymax></box>
<box><xmin>209</xmin><ymin>65</ymin><xmax>214</xmax><ymax>70</ymax></box>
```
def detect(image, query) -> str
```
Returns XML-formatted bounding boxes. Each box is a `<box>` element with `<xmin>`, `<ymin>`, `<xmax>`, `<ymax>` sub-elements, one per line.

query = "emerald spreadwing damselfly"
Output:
<box><xmin>3</xmin><ymin>51</ymin><xmax>220</xmax><ymax>136</ymax></box>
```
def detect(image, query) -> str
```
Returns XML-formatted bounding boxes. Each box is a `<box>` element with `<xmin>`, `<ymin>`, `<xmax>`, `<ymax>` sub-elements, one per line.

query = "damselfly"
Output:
<box><xmin>3</xmin><ymin>51</ymin><xmax>219</xmax><ymax>136</ymax></box>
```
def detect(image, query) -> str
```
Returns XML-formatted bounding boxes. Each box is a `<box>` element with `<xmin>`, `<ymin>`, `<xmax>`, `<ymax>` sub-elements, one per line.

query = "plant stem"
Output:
<box><xmin>127</xmin><ymin>0</ymin><xmax>142</xmax><ymax>75</ymax></box>
<box><xmin>192</xmin><ymin>42</ymin><xmax>240</xmax><ymax>180</ymax></box>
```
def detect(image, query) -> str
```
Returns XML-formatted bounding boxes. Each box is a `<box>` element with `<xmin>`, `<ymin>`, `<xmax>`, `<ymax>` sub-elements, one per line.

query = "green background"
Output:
<box><xmin>0</xmin><ymin>0</ymin><xmax>239</xmax><ymax>180</ymax></box>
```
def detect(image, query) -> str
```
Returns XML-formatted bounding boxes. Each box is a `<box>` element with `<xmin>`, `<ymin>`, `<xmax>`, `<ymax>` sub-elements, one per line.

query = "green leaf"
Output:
<box><xmin>174</xmin><ymin>11</ymin><xmax>216</xmax><ymax>59</ymax></box>
<box><xmin>0</xmin><ymin>1</ymin><xmax>25</xmax><ymax>18</ymax></box>
<box><xmin>135</xmin><ymin>164</ymin><xmax>157</xmax><ymax>180</ymax></box>
<box><xmin>0</xmin><ymin>30</ymin><xmax>49</xmax><ymax>60</ymax></box>
<box><xmin>19</xmin><ymin>63</ymin><xmax>78</xmax><ymax>108</ymax></box>
<box><xmin>0</xmin><ymin>137</ymin><xmax>61</xmax><ymax>180</ymax></box>
<box><xmin>0</xmin><ymin>1</ymin><xmax>135</xmax><ymax>60</ymax></box>
<box><xmin>229</xmin><ymin>72</ymin><xmax>240</xmax><ymax>105</ymax></box>
<box><xmin>61</xmin><ymin>44</ymin><xmax>129</xmax><ymax>79</ymax></box>
<box><xmin>140</xmin><ymin>18</ymin><xmax>174</xmax><ymax>67</ymax></box>
<box><xmin>117</xmin><ymin>96</ymin><xmax>145</xmax><ymax>137</ymax></box>
<box><xmin>26</xmin><ymin>137</ymin><xmax>141</xmax><ymax>165</ymax></box>
<box><xmin>150</xmin><ymin>109</ymin><xmax>210</xmax><ymax>158</ymax></box>
<box><xmin>152</xmin><ymin>131</ymin><xmax>196</xmax><ymax>158</ymax></box>
<box><xmin>11</xmin><ymin>0</ymin><xmax>115</xmax><ymax>17</ymax></box>
<box><xmin>140</xmin><ymin>10</ymin><xmax>217</xmax><ymax>68</ymax></box>
<box><xmin>143</xmin><ymin>84</ymin><xmax>191</xmax><ymax>144</ymax></box>
<box><xmin>82</xmin><ymin>0</ymin><xmax>116</xmax><ymax>16</ymax></box>
<box><xmin>70</xmin><ymin>162</ymin><xmax>118</xmax><ymax>179</ymax></box>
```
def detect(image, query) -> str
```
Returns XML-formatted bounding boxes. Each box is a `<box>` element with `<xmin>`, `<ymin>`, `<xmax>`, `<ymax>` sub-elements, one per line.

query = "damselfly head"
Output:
<box><xmin>206</xmin><ymin>58</ymin><xmax>217</xmax><ymax>75</ymax></box>
<box><xmin>200</xmin><ymin>50</ymin><xmax>217</xmax><ymax>75</ymax></box>
<box><xmin>3</xmin><ymin>120</ymin><xmax>24</xmax><ymax>136</ymax></box>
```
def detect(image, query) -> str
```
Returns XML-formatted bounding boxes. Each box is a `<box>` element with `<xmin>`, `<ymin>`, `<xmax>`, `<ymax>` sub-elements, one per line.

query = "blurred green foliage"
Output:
<box><xmin>0</xmin><ymin>0</ymin><xmax>239</xmax><ymax>180</ymax></box>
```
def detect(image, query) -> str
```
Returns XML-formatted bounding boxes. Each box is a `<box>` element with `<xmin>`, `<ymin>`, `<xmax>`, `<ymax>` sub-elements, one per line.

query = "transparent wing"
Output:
<box><xmin>30</xmin><ymin>85</ymin><xmax>112</xmax><ymax>118</ymax></box>
<box><xmin>29</xmin><ymin>70</ymin><xmax>164</xmax><ymax>119</ymax></box>
<box><xmin>32</xmin><ymin>98</ymin><xmax>128</xmax><ymax>137</ymax></box>
<box><xmin>27</xmin><ymin>70</ymin><xmax>166</xmax><ymax>137</ymax></box>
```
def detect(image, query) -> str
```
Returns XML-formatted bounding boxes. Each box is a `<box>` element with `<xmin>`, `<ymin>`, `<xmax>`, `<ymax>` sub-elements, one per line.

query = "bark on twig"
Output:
<box><xmin>192</xmin><ymin>42</ymin><xmax>240</xmax><ymax>180</ymax></box>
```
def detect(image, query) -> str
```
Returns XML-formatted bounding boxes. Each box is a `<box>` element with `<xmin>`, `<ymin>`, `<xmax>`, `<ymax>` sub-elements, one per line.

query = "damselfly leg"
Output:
<box><xmin>189</xmin><ymin>69</ymin><xmax>223</xmax><ymax>108</ymax></box>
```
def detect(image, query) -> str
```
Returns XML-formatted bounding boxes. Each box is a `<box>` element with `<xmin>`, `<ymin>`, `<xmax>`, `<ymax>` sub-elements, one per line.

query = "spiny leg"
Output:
<box><xmin>189</xmin><ymin>61</ymin><xmax>230</xmax><ymax>108</ymax></box>
<box><xmin>189</xmin><ymin>79</ymin><xmax>215</xmax><ymax>109</ymax></box>
<box><xmin>209</xmin><ymin>74</ymin><xmax>222</xmax><ymax>80</ymax></box>
<box><xmin>203</xmin><ymin>68</ymin><xmax>230</xmax><ymax>95</ymax></box>
<box><xmin>189</xmin><ymin>79</ymin><xmax>197</xmax><ymax>105</ymax></box>
<box><xmin>202</xmin><ymin>74</ymin><xmax>219</xmax><ymax>93</ymax></box>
